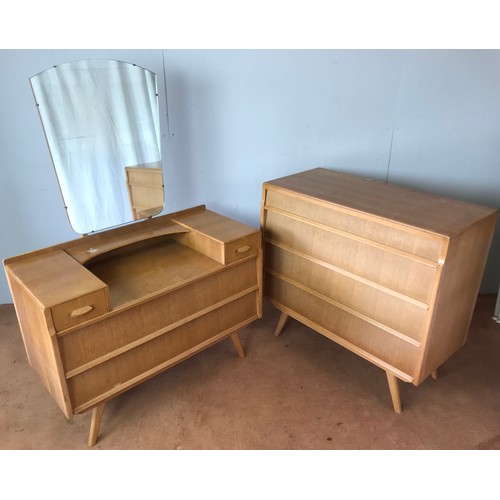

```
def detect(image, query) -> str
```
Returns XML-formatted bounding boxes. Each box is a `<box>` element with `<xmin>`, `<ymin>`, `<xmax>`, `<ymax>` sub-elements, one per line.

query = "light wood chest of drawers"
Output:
<box><xmin>261</xmin><ymin>168</ymin><xmax>497</xmax><ymax>411</ymax></box>
<box><xmin>4</xmin><ymin>205</ymin><xmax>262</xmax><ymax>445</ymax></box>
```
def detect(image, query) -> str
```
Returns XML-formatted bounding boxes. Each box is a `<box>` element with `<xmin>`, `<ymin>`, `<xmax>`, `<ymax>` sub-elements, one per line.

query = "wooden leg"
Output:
<box><xmin>230</xmin><ymin>332</ymin><xmax>245</xmax><ymax>358</ymax></box>
<box><xmin>88</xmin><ymin>402</ymin><xmax>106</xmax><ymax>448</ymax></box>
<box><xmin>274</xmin><ymin>312</ymin><xmax>289</xmax><ymax>337</ymax></box>
<box><xmin>431</xmin><ymin>369</ymin><xmax>439</xmax><ymax>380</ymax></box>
<box><xmin>386</xmin><ymin>372</ymin><xmax>402</xmax><ymax>414</ymax></box>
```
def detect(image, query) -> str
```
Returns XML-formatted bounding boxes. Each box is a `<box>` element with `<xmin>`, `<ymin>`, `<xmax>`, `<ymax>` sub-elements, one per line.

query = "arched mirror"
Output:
<box><xmin>30</xmin><ymin>59</ymin><xmax>164</xmax><ymax>234</ymax></box>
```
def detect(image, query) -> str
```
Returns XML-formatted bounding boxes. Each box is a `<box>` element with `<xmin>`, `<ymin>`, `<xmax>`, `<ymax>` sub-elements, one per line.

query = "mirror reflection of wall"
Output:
<box><xmin>30</xmin><ymin>59</ymin><xmax>164</xmax><ymax>234</ymax></box>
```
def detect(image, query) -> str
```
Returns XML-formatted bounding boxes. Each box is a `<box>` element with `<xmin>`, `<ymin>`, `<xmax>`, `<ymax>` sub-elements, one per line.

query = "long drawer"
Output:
<box><xmin>264</xmin><ymin>209</ymin><xmax>439</xmax><ymax>305</ymax></box>
<box><xmin>266</xmin><ymin>274</ymin><xmax>420</xmax><ymax>378</ymax></box>
<box><xmin>265</xmin><ymin>242</ymin><xmax>428</xmax><ymax>344</ymax></box>
<box><xmin>265</xmin><ymin>189</ymin><xmax>444</xmax><ymax>262</ymax></box>
<box><xmin>67</xmin><ymin>292</ymin><xmax>258</xmax><ymax>411</ymax></box>
<box><xmin>58</xmin><ymin>258</ymin><xmax>258</xmax><ymax>374</ymax></box>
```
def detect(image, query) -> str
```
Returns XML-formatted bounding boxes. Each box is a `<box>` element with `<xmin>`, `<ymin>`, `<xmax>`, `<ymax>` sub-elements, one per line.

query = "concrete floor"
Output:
<box><xmin>1</xmin><ymin>295</ymin><xmax>499</xmax><ymax>450</ymax></box>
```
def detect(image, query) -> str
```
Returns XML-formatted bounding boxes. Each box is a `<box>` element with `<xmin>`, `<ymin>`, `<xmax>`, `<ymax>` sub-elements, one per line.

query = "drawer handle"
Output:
<box><xmin>236</xmin><ymin>245</ymin><xmax>251</xmax><ymax>254</ymax></box>
<box><xmin>70</xmin><ymin>305</ymin><xmax>94</xmax><ymax>318</ymax></box>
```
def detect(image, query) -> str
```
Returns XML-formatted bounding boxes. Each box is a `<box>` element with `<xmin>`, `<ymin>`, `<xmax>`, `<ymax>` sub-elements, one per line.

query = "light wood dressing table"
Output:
<box><xmin>261</xmin><ymin>168</ymin><xmax>497</xmax><ymax>412</ymax></box>
<box><xmin>13</xmin><ymin>59</ymin><xmax>266</xmax><ymax>446</ymax></box>
<box><xmin>4</xmin><ymin>205</ymin><xmax>262</xmax><ymax>446</ymax></box>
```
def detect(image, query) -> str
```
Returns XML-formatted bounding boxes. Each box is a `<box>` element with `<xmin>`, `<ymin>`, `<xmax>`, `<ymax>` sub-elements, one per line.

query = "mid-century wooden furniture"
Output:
<box><xmin>261</xmin><ymin>168</ymin><xmax>497</xmax><ymax>413</ymax></box>
<box><xmin>4</xmin><ymin>205</ymin><xmax>262</xmax><ymax>446</ymax></box>
<box><xmin>125</xmin><ymin>164</ymin><xmax>164</xmax><ymax>220</ymax></box>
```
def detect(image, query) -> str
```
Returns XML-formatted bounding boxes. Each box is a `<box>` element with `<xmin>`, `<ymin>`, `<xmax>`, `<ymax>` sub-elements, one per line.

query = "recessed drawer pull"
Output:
<box><xmin>236</xmin><ymin>245</ymin><xmax>251</xmax><ymax>254</ymax></box>
<box><xmin>70</xmin><ymin>305</ymin><xmax>94</xmax><ymax>318</ymax></box>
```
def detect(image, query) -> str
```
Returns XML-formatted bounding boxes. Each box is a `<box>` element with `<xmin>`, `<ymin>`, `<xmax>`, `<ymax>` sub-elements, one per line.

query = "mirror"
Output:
<box><xmin>30</xmin><ymin>59</ymin><xmax>164</xmax><ymax>234</ymax></box>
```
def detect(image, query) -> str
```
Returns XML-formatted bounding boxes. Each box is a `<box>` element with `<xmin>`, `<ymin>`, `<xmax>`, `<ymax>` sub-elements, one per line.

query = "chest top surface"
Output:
<box><xmin>264</xmin><ymin>168</ymin><xmax>497</xmax><ymax>237</ymax></box>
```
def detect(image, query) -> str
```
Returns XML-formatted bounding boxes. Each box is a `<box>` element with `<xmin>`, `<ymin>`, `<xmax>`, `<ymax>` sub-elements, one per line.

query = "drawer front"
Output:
<box><xmin>58</xmin><ymin>258</ymin><xmax>258</xmax><ymax>374</ymax></box>
<box><xmin>66</xmin><ymin>292</ymin><xmax>258</xmax><ymax>410</ymax></box>
<box><xmin>177</xmin><ymin>231</ymin><xmax>260</xmax><ymax>265</ymax></box>
<box><xmin>265</xmin><ymin>243</ymin><xmax>428</xmax><ymax>343</ymax></box>
<box><xmin>266</xmin><ymin>274</ymin><xmax>420</xmax><ymax>378</ymax></box>
<box><xmin>127</xmin><ymin>168</ymin><xmax>162</xmax><ymax>185</ymax></box>
<box><xmin>51</xmin><ymin>290</ymin><xmax>109</xmax><ymax>332</ymax></box>
<box><xmin>225</xmin><ymin>233</ymin><xmax>260</xmax><ymax>264</ymax></box>
<box><xmin>265</xmin><ymin>189</ymin><xmax>443</xmax><ymax>262</ymax></box>
<box><xmin>129</xmin><ymin>184</ymin><xmax>164</xmax><ymax>208</ymax></box>
<box><xmin>264</xmin><ymin>209</ymin><xmax>438</xmax><ymax>306</ymax></box>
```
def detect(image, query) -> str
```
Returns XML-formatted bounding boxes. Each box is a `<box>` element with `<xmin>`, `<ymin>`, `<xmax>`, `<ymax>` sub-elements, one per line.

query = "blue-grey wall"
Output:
<box><xmin>1</xmin><ymin>49</ymin><xmax>499</xmax><ymax>304</ymax></box>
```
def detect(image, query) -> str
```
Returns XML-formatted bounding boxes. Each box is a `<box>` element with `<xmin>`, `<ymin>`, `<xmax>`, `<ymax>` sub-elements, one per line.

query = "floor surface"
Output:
<box><xmin>1</xmin><ymin>296</ymin><xmax>499</xmax><ymax>451</ymax></box>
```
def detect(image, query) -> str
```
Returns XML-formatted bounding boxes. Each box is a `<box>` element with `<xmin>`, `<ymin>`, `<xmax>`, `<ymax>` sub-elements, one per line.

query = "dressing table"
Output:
<box><xmin>3</xmin><ymin>59</ymin><xmax>262</xmax><ymax>446</ymax></box>
<box><xmin>5</xmin><ymin>205</ymin><xmax>262</xmax><ymax>447</ymax></box>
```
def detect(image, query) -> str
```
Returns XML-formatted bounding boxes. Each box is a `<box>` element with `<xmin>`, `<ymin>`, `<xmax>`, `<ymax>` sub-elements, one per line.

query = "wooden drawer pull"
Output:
<box><xmin>236</xmin><ymin>245</ymin><xmax>251</xmax><ymax>254</ymax></box>
<box><xmin>70</xmin><ymin>305</ymin><xmax>94</xmax><ymax>318</ymax></box>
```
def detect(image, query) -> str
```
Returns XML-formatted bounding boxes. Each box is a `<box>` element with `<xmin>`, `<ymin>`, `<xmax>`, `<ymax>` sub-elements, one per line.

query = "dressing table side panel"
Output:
<box><xmin>5</xmin><ymin>269</ymin><xmax>72</xmax><ymax>418</ymax></box>
<box><xmin>174</xmin><ymin>232</ymin><xmax>225</xmax><ymax>263</ymax></box>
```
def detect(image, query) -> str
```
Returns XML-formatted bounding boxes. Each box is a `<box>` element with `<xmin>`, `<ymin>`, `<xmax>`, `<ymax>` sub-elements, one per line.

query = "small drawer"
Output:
<box><xmin>224</xmin><ymin>233</ymin><xmax>260</xmax><ymax>264</ymax></box>
<box><xmin>51</xmin><ymin>290</ymin><xmax>108</xmax><ymax>332</ymax></box>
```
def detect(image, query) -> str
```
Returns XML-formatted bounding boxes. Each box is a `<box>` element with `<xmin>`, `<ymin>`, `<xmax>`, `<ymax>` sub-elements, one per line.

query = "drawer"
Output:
<box><xmin>176</xmin><ymin>231</ymin><xmax>260</xmax><ymax>265</ymax></box>
<box><xmin>264</xmin><ymin>209</ymin><xmax>438</xmax><ymax>305</ymax></box>
<box><xmin>58</xmin><ymin>258</ymin><xmax>258</xmax><ymax>373</ymax></box>
<box><xmin>129</xmin><ymin>184</ymin><xmax>163</xmax><ymax>208</ymax></box>
<box><xmin>265</xmin><ymin>242</ymin><xmax>428</xmax><ymax>343</ymax></box>
<box><xmin>225</xmin><ymin>233</ymin><xmax>260</xmax><ymax>264</ymax></box>
<box><xmin>51</xmin><ymin>290</ymin><xmax>109</xmax><ymax>332</ymax></box>
<box><xmin>266</xmin><ymin>274</ymin><xmax>420</xmax><ymax>377</ymax></box>
<box><xmin>264</xmin><ymin>188</ymin><xmax>443</xmax><ymax>262</ymax></box>
<box><xmin>66</xmin><ymin>292</ymin><xmax>258</xmax><ymax>410</ymax></box>
<box><xmin>126</xmin><ymin>168</ymin><xmax>162</xmax><ymax>185</ymax></box>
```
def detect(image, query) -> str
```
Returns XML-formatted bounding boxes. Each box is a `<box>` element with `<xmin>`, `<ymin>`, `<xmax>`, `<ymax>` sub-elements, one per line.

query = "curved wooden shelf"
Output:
<box><xmin>66</xmin><ymin>223</ymin><xmax>191</xmax><ymax>264</ymax></box>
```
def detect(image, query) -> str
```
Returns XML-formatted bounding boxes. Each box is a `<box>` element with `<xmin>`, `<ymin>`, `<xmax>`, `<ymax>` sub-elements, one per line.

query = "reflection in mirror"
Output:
<box><xmin>30</xmin><ymin>59</ymin><xmax>164</xmax><ymax>234</ymax></box>
<box><xmin>125</xmin><ymin>161</ymin><xmax>164</xmax><ymax>220</ymax></box>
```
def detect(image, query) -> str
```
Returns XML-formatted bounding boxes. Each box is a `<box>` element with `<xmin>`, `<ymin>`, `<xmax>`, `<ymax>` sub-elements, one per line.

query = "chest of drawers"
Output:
<box><xmin>4</xmin><ymin>205</ymin><xmax>262</xmax><ymax>445</ymax></box>
<box><xmin>261</xmin><ymin>168</ymin><xmax>497</xmax><ymax>412</ymax></box>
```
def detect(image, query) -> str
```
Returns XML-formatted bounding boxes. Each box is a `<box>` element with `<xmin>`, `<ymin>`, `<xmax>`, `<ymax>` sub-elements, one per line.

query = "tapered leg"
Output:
<box><xmin>274</xmin><ymin>312</ymin><xmax>289</xmax><ymax>337</ymax></box>
<box><xmin>386</xmin><ymin>372</ymin><xmax>402</xmax><ymax>414</ymax></box>
<box><xmin>88</xmin><ymin>402</ymin><xmax>106</xmax><ymax>448</ymax></box>
<box><xmin>230</xmin><ymin>332</ymin><xmax>245</xmax><ymax>358</ymax></box>
<box><xmin>431</xmin><ymin>369</ymin><xmax>439</xmax><ymax>380</ymax></box>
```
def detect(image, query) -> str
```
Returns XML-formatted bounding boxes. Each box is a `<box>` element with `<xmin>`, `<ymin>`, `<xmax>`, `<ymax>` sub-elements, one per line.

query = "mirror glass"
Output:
<box><xmin>30</xmin><ymin>59</ymin><xmax>164</xmax><ymax>234</ymax></box>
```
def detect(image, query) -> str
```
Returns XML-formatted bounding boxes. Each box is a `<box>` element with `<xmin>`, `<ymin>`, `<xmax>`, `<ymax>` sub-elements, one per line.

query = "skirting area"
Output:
<box><xmin>1</xmin><ymin>296</ymin><xmax>499</xmax><ymax>450</ymax></box>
